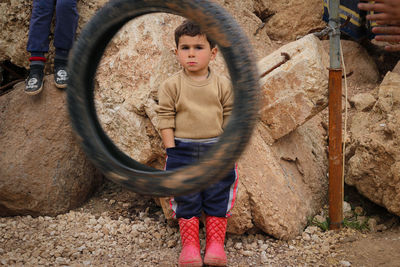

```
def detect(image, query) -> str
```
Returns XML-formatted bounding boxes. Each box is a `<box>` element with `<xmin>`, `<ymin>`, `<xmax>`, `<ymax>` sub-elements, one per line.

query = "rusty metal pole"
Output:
<box><xmin>328</xmin><ymin>0</ymin><xmax>343</xmax><ymax>230</ymax></box>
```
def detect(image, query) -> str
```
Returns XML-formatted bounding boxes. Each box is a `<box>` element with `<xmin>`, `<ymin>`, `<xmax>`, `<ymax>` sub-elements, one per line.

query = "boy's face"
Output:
<box><xmin>175</xmin><ymin>34</ymin><xmax>217</xmax><ymax>78</ymax></box>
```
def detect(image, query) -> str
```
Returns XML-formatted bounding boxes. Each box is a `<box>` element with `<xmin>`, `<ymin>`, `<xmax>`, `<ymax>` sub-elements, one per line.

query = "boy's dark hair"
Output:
<box><xmin>174</xmin><ymin>20</ymin><xmax>216</xmax><ymax>48</ymax></box>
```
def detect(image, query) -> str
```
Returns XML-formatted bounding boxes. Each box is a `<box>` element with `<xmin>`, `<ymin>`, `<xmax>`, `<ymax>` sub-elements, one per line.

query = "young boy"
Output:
<box><xmin>157</xmin><ymin>20</ymin><xmax>238</xmax><ymax>267</ymax></box>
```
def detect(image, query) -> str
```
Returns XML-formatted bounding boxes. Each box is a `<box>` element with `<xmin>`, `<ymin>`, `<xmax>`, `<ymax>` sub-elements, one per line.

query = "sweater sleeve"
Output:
<box><xmin>220</xmin><ymin>77</ymin><xmax>233</xmax><ymax>129</ymax></box>
<box><xmin>157</xmin><ymin>80</ymin><xmax>176</xmax><ymax>130</ymax></box>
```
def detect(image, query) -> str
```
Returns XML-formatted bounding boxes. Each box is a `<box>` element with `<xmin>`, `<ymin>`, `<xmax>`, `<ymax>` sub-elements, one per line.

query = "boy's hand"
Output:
<box><xmin>358</xmin><ymin>0</ymin><xmax>400</xmax><ymax>51</ymax></box>
<box><xmin>161</xmin><ymin>128</ymin><xmax>175</xmax><ymax>149</ymax></box>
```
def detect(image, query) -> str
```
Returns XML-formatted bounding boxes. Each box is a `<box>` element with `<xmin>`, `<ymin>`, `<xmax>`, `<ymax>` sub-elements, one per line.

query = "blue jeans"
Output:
<box><xmin>27</xmin><ymin>0</ymin><xmax>78</xmax><ymax>53</ymax></box>
<box><xmin>166</xmin><ymin>139</ymin><xmax>239</xmax><ymax>219</ymax></box>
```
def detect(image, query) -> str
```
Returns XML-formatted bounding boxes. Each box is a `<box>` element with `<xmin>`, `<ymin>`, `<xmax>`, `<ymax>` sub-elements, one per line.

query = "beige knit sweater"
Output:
<box><xmin>157</xmin><ymin>69</ymin><xmax>233</xmax><ymax>139</ymax></box>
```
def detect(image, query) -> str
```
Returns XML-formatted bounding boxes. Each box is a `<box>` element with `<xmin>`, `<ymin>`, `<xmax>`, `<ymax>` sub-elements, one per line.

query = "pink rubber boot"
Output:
<box><xmin>178</xmin><ymin>217</ymin><xmax>203</xmax><ymax>267</ymax></box>
<box><xmin>204</xmin><ymin>216</ymin><xmax>227</xmax><ymax>266</ymax></box>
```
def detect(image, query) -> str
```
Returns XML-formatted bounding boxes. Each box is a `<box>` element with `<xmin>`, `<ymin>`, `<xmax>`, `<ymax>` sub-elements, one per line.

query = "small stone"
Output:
<box><xmin>234</xmin><ymin>242</ymin><xmax>243</xmax><ymax>250</ymax></box>
<box><xmin>302</xmin><ymin>233</ymin><xmax>311</xmax><ymax>241</ymax></box>
<box><xmin>343</xmin><ymin>201</ymin><xmax>352</xmax><ymax>213</ymax></box>
<box><xmin>368</xmin><ymin>218</ymin><xmax>377</xmax><ymax>232</ymax></box>
<box><xmin>340</xmin><ymin>260</ymin><xmax>351</xmax><ymax>266</ymax></box>
<box><xmin>354</xmin><ymin>207</ymin><xmax>364</xmax><ymax>216</ymax></box>
<box><xmin>260</xmin><ymin>251</ymin><xmax>268</xmax><ymax>263</ymax></box>
<box><xmin>241</xmin><ymin>250</ymin><xmax>255</xmax><ymax>256</ymax></box>
<box><xmin>305</xmin><ymin>226</ymin><xmax>319</xmax><ymax>234</ymax></box>
<box><xmin>376</xmin><ymin>224</ymin><xmax>387</xmax><ymax>231</ymax></box>
<box><xmin>313</xmin><ymin>215</ymin><xmax>326</xmax><ymax>224</ymax></box>
<box><xmin>109</xmin><ymin>200</ymin><xmax>116</xmax><ymax>205</ymax></box>
<box><xmin>167</xmin><ymin>239</ymin><xmax>176</xmax><ymax>248</ymax></box>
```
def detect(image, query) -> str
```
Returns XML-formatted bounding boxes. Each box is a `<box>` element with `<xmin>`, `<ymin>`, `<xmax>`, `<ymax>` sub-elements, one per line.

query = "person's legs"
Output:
<box><xmin>202</xmin><ymin>165</ymin><xmax>238</xmax><ymax>218</ymax></box>
<box><xmin>27</xmin><ymin>0</ymin><xmax>54</xmax><ymax>54</ymax></box>
<box><xmin>53</xmin><ymin>0</ymin><xmax>79</xmax><ymax>88</ymax></box>
<box><xmin>165</xmin><ymin>141</ymin><xmax>203</xmax><ymax>267</ymax></box>
<box><xmin>54</xmin><ymin>0</ymin><xmax>78</xmax><ymax>51</ymax></box>
<box><xmin>25</xmin><ymin>0</ymin><xmax>54</xmax><ymax>95</ymax></box>
<box><xmin>202</xmin><ymin>164</ymin><xmax>238</xmax><ymax>267</ymax></box>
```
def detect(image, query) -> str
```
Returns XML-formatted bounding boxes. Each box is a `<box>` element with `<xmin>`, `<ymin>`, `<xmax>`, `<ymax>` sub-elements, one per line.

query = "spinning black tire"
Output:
<box><xmin>67</xmin><ymin>0</ymin><xmax>259</xmax><ymax>197</ymax></box>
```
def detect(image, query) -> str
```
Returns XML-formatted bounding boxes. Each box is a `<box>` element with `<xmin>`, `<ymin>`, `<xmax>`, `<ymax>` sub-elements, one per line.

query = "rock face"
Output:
<box><xmin>262</xmin><ymin>0</ymin><xmax>326</xmax><ymax>41</ymax></box>
<box><xmin>0</xmin><ymin>0</ymin><xmax>326</xmax><ymax>68</ymax></box>
<box><xmin>347</xmin><ymin>72</ymin><xmax>400</xmax><ymax>216</ymax></box>
<box><xmin>257</xmin><ymin>34</ymin><xmax>329</xmax><ymax>140</ymax></box>
<box><xmin>0</xmin><ymin>78</ymin><xmax>102</xmax><ymax>216</ymax></box>
<box><xmin>322</xmin><ymin>40</ymin><xmax>380</xmax><ymax>86</ymax></box>
<box><xmin>234</xmin><ymin>116</ymin><xmax>328</xmax><ymax>240</ymax></box>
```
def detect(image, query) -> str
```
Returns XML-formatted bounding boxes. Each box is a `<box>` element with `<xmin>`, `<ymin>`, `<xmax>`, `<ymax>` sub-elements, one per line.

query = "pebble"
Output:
<box><xmin>340</xmin><ymin>260</ymin><xmax>352</xmax><ymax>266</ymax></box>
<box><xmin>241</xmin><ymin>250</ymin><xmax>254</xmax><ymax>256</ymax></box>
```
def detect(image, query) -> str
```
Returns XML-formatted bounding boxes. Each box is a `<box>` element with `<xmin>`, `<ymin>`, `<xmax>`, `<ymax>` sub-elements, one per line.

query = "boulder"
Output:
<box><xmin>322</xmin><ymin>40</ymin><xmax>380</xmax><ymax>87</ymax></box>
<box><xmin>0</xmin><ymin>0</ymin><xmax>32</xmax><ymax>68</ymax></box>
<box><xmin>237</xmin><ymin>115</ymin><xmax>328</xmax><ymax>240</ymax></box>
<box><xmin>257</xmin><ymin>34</ymin><xmax>329</xmax><ymax>140</ymax></box>
<box><xmin>95</xmin><ymin>14</ymin><xmax>183</xmax><ymax>168</ymax></box>
<box><xmin>392</xmin><ymin>60</ymin><xmax>400</xmax><ymax>74</ymax></box>
<box><xmin>347</xmin><ymin>72</ymin><xmax>400</xmax><ymax>216</ymax></box>
<box><xmin>0</xmin><ymin>77</ymin><xmax>102</xmax><ymax>216</ymax></box>
<box><xmin>0</xmin><ymin>0</ymin><xmax>274</xmax><ymax>69</ymax></box>
<box><xmin>262</xmin><ymin>0</ymin><xmax>326</xmax><ymax>41</ymax></box>
<box><xmin>349</xmin><ymin>93</ymin><xmax>376</xmax><ymax>112</ymax></box>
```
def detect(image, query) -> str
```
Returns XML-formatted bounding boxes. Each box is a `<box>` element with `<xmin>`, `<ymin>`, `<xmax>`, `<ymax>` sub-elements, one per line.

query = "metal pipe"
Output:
<box><xmin>328</xmin><ymin>0</ymin><xmax>343</xmax><ymax>230</ymax></box>
<box><xmin>328</xmin><ymin>0</ymin><xmax>341</xmax><ymax>69</ymax></box>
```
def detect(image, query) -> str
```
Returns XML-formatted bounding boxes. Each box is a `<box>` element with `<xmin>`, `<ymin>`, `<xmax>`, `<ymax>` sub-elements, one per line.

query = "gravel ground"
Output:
<box><xmin>0</xmin><ymin>181</ymin><xmax>398</xmax><ymax>267</ymax></box>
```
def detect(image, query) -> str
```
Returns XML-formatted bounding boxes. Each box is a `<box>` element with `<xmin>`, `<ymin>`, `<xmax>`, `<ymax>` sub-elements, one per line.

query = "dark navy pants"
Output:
<box><xmin>27</xmin><ymin>0</ymin><xmax>79</xmax><ymax>53</ymax></box>
<box><xmin>166</xmin><ymin>139</ymin><xmax>239</xmax><ymax>219</ymax></box>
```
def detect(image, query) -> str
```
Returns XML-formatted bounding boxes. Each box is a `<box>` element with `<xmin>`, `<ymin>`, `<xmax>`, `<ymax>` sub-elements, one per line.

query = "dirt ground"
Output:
<box><xmin>332</xmin><ymin>186</ymin><xmax>400</xmax><ymax>267</ymax></box>
<box><xmin>1</xmin><ymin>179</ymin><xmax>399</xmax><ymax>266</ymax></box>
<box><xmin>338</xmin><ymin>228</ymin><xmax>400</xmax><ymax>267</ymax></box>
<box><xmin>81</xmin><ymin>181</ymin><xmax>400</xmax><ymax>267</ymax></box>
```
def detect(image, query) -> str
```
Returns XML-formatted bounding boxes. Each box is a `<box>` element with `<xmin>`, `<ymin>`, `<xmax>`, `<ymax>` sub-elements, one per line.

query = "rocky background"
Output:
<box><xmin>1</xmin><ymin>0</ymin><xmax>399</xmax><ymax>261</ymax></box>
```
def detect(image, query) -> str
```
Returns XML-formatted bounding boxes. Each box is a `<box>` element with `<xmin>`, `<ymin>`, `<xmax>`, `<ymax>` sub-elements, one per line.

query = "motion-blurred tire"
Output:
<box><xmin>67</xmin><ymin>0</ymin><xmax>260</xmax><ymax>196</ymax></box>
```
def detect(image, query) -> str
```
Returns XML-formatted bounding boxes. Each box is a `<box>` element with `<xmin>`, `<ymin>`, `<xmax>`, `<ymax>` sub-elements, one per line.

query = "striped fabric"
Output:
<box><xmin>323</xmin><ymin>0</ymin><xmax>376</xmax><ymax>41</ymax></box>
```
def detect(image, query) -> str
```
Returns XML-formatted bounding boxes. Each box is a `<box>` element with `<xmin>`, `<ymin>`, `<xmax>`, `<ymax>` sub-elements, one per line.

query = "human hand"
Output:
<box><xmin>358</xmin><ymin>0</ymin><xmax>400</xmax><ymax>23</ymax></box>
<box><xmin>372</xmin><ymin>25</ymin><xmax>400</xmax><ymax>51</ymax></box>
<box><xmin>358</xmin><ymin>0</ymin><xmax>400</xmax><ymax>51</ymax></box>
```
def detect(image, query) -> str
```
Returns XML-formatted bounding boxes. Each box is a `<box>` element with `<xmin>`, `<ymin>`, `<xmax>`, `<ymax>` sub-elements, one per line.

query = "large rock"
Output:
<box><xmin>347</xmin><ymin>72</ymin><xmax>400</xmax><ymax>216</ymax></box>
<box><xmin>322</xmin><ymin>40</ymin><xmax>380</xmax><ymax>87</ymax></box>
<box><xmin>0</xmin><ymin>78</ymin><xmax>102</xmax><ymax>216</ymax></box>
<box><xmin>237</xmin><ymin>116</ymin><xmax>328</xmax><ymax>240</ymax></box>
<box><xmin>262</xmin><ymin>0</ymin><xmax>326</xmax><ymax>41</ymax></box>
<box><xmin>257</xmin><ymin>34</ymin><xmax>329</xmax><ymax>140</ymax></box>
<box><xmin>0</xmin><ymin>0</ymin><xmax>273</xmax><ymax>69</ymax></box>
